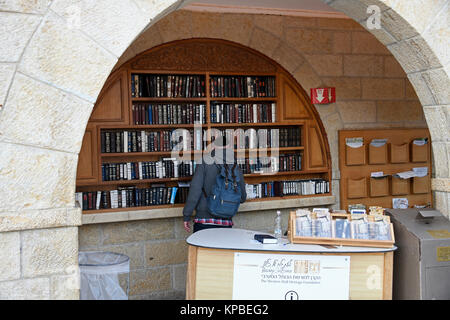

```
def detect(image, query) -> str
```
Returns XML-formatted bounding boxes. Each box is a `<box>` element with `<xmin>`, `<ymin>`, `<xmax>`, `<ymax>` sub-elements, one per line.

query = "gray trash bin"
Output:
<box><xmin>386</xmin><ymin>208</ymin><xmax>450</xmax><ymax>300</ymax></box>
<box><xmin>79</xmin><ymin>251</ymin><xmax>130</xmax><ymax>300</ymax></box>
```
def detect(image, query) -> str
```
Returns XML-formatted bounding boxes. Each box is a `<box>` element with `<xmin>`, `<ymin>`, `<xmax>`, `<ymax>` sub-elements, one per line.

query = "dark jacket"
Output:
<box><xmin>182</xmin><ymin>160</ymin><xmax>246</xmax><ymax>222</ymax></box>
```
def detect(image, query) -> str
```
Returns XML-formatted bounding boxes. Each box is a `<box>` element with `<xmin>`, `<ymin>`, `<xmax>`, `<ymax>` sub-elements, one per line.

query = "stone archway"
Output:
<box><xmin>323</xmin><ymin>0</ymin><xmax>449</xmax><ymax>213</ymax></box>
<box><xmin>0</xmin><ymin>0</ymin><xmax>448</xmax><ymax>299</ymax></box>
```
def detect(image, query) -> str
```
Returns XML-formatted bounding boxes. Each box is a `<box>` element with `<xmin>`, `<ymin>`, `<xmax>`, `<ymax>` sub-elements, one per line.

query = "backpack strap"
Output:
<box><xmin>223</xmin><ymin>163</ymin><xmax>229</xmax><ymax>188</ymax></box>
<box><xmin>231</xmin><ymin>163</ymin><xmax>237</xmax><ymax>191</ymax></box>
<box><xmin>202</xmin><ymin>163</ymin><xmax>208</xmax><ymax>198</ymax></box>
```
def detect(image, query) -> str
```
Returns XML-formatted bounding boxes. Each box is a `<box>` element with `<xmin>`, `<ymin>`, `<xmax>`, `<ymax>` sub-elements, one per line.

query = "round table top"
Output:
<box><xmin>186</xmin><ymin>228</ymin><xmax>397</xmax><ymax>253</ymax></box>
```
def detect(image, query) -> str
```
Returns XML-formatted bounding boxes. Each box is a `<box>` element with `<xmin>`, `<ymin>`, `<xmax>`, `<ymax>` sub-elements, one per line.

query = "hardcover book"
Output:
<box><xmin>254</xmin><ymin>234</ymin><xmax>278</xmax><ymax>244</ymax></box>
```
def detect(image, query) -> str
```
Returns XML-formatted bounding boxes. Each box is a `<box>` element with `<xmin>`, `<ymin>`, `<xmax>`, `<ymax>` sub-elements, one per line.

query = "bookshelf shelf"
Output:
<box><xmin>80</xmin><ymin>193</ymin><xmax>333</xmax><ymax>215</ymax></box>
<box><xmin>76</xmin><ymin>39</ymin><xmax>332</xmax><ymax>214</ymax></box>
<box><xmin>99</xmin><ymin>124</ymin><xmax>208</xmax><ymax>130</ymax></box>
<box><xmin>131</xmin><ymin>97</ymin><xmax>207</xmax><ymax>102</ymax></box>
<box><xmin>238</xmin><ymin>147</ymin><xmax>304</xmax><ymax>152</ymax></box>
<box><xmin>100</xmin><ymin>147</ymin><xmax>305</xmax><ymax>158</ymax></box>
<box><xmin>99</xmin><ymin>176</ymin><xmax>192</xmax><ymax>186</ymax></box>
<box><xmin>209</xmin><ymin>97</ymin><xmax>276</xmax><ymax>102</ymax></box>
<box><xmin>244</xmin><ymin>170</ymin><xmax>328</xmax><ymax>178</ymax></box>
<box><xmin>209</xmin><ymin>122</ymin><xmax>304</xmax><ymax>127</ymax></box>
<box><xmin>82</xmin><ymin>203</ymin><xmax>186</xmax><ymax>214</ymax></box>
<box><xmin>100</xmin><ymin>151</ymin><xmax>203</xmax><ymax>158</ymax></box>
<box><xmin>246</xmin><ymin>193</ymin><xmax>332</xmax><ymax>202</ymax></box>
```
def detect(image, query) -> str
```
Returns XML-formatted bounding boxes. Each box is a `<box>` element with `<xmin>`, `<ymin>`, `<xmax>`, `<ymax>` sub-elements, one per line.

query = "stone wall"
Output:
<box><xmin>1</xmin><ymin>0</ymin><xmax>448</xmax><ymax>300</ymax></box>
<box><xmin>78</xmin><ymin>10</ymin><xmax>429</xmax><ymax>300</ymax></box>
<box><xmin>79</xmin><ymin>209</ymin><xmax>297</xmax><ymax>299</ymax></box>
<box><xmin>116</xmin><ymin>9</ymin><xmax>427</xmax><ymax>209</ymax></box>
<box><xmin>0</xmin><ymin>226</ymin><xmax>79</xmax><ymax>299</ymax></box>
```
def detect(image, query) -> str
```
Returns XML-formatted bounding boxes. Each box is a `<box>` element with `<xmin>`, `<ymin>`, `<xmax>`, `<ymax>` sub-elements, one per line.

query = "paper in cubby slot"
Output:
<box><xmin>392</xmin><ymin>171</ymin><xmax>414</xmax><ymax>179</ymax></box>
<box><xmin>312</xmin><ymin>208</ymin><xmax>329</xmax><ymax>214</ymax></box>
<box><xmin>313</xmin><ymin>211</ymin><xmax>332</xmax><ymax>238</ymax></box>
<box><xmin>394</xmin><ymin>166</ymin><xmax>428</xmax><ymax>179</ymax></box>
<box><xmin>369</xmin><ymin>206</ymin><xmax>384</xmax><ymax>216</ymax></box>
<box><xmin>351</xmin><ymin>214</ymin><xmax>369</xmax><ymax>240</ymax></box>
<box><xmin>413</xmin><ymin>137</ymin><xmax>428</xmax><ymax>146</ymax></box>
<box><xmin>392</xmin><ymin>197</ymin><xmax>408</xmax><ymax>209</ymax></box>
<box><xmin>369</xmin><ymin>216</ymin><xmax>391</xmax><ymax>241</ymax></box>
<box><xmin>370</xmin><ymin>138</ymin><xmax>387</xmax><ymax>147</ymax></box>
<box><xmin>331</xmin><ymin>209</ymin><xmax>347</xmax><ymax>214</ymax></box>
<box><xmin>412</xmin><ymin>166</ymin><xmax>428</xmax><ymax>177</ymax></box>
<box><xmin>345</xmin><ymin>137</ymin><xmax>363</xmax><ymax>148</ymax></box>
<box><xmin>295</xmin><ymin>209</ymin><xmax>312</xmax><ymax>237</ymax></box>
<box><xmin>348</xmin><ymin>203</ymin><xmax>366</xmax><ymax>213</ymax></box>
<box><xmin>334</xmin><ymin>219</ymin><xmax>351</xmax><ymax>239</ymax></box>
<box><xmin>370</xmin><ymin>171</ymin><xmax>389</xmax><ymax>178</ymax></box>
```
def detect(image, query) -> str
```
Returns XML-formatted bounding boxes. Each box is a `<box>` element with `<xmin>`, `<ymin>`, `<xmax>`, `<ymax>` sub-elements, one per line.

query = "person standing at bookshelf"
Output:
<box><xmin>183</xmin><ymin>135</ymin><xmax>247</xmax><ymax>233</ymax></box>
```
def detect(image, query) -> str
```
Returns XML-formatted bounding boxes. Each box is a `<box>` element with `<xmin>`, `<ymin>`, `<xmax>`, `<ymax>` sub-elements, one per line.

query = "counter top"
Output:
<box><xmin>186</xmin><ymin>228</ymin><xmax>397</xmax><ymax>253</ymax></box>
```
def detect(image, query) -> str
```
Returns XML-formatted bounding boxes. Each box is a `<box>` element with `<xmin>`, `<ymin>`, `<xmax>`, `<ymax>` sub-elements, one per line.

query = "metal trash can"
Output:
<box><xmin>79</xmin><ymin>251</ymin><xmax>130</xmax><ymax>300</ymax></box>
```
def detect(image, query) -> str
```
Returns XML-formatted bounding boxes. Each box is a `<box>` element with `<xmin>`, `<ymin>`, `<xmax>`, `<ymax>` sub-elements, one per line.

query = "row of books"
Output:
<box><xmin>76</xmin><ymin>186</ymin><xmax>191</xmax><ymax>210</ymax></box>
<box><xmin>102</xmin><ymin>154</ymin><xmax>303</xmax><ymax>182</ymax></box>
<box><xmin>211</xmin><ymin>127</ymin><xmax>300</xmax><ymax>149</ymax></box>
<box><xmin>101</xmin><ymin>127</ymin><xmax>301</xmax><ymax>154</ymax></box>
<box><xmin>236</xmin><ymin>154</ymin><xmax>302</xmax><ymax>174</ymax></box>
<box><xmin>131</xmin><ymin>74</ymin><xmax>206</xmax><ymax>98</ymax></box>
<box><xmin>77</xmin><ymin>177</ymin><xmax>330</xmax><ymax>210</ymax></box>
<box><xmin>210</xmin><ymin>103</ymin><xmax>276</xmax><ymax>124</ymax></box>
<box><xmin>132</xmin><ymin>103</ymin><xmax>206</xmax><ymax>125</ymax></box>
<box><xmin>102</xmin><ymin>159</ymin><xmax>196</xmax><ymax>181</ymax></box>
<box><xmin>246</xmin><ymin>179</ymin><xmax>329</xmax><ymax>199</ymax></box>
<box><xmin>101</xmin><ymin>129</ymin><xmax>208</xmax><ymax>153</ymax></box>
<box><xmin>209</xmin><ymin>76</ymin><xmax>276</xmax><ymax>98</ymax></box>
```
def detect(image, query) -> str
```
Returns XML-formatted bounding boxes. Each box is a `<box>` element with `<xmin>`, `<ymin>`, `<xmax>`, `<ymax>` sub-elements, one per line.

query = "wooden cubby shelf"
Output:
<box><xmin>339</xmin><ymin>129</ymin><xmax>432</xmax><ymax>211</ymax></box>
<box><xmin>75</xmin><ymin>39</ymin><xmax>332</xmax><ymax>214</ymax></box>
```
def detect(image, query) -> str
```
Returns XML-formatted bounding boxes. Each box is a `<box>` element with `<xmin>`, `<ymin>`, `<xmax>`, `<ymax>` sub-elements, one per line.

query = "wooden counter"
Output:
<box><xmin>186</xmin><ymin>228</ymin><xmax>396</xmax><ymax>300</ymax></box>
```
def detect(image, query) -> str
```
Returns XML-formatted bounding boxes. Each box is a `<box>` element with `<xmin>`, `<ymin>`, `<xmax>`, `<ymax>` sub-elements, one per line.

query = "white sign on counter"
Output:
<box><xmin>232</xmin><ymin>252</ymin><xmax>350</xmax><ymax>300</ymax></box>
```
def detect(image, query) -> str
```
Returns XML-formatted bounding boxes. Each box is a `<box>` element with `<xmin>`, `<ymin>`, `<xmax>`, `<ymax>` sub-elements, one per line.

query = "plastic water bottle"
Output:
<box><xmin>274</xmin><ymin>210</ymin><xmax>282</xmax><ymax>242</ymax></box>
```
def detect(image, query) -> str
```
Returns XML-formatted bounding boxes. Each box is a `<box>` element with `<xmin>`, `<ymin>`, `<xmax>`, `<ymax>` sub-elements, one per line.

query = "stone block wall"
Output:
<box><xmin>0</xmin><ymin>226</ymin><xmax>79</xmax><ymax>299</ymax></box>
<box><xmin>116</xmin><ymin>9</ymin><xmax>428</xmax><ymax>210</ymax></box>
<box><xmin>77</xmin><ymin>9</ymin><xmax>434</xmax><ymax>300</ymax></box>
<box><xmin>78</xmin><ymin>208</ymin><xmax>298</xmax><ymax>299</ymax></box>
<box><xmin>79</xmin><ymin>218</ymin><xmax>187</xmax><ymax>299</ymax></box>
<box><xmin>1</xmin><ymin>0</ymin><xmax>448</xmax><ymax>302</ymax></box>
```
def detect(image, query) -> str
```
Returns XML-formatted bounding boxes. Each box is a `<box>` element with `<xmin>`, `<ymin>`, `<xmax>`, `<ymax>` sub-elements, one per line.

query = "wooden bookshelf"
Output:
<box><xmin>76</xmin><ymin>39</ymin><xmax>331</xmax><ymax>213</ymax></box>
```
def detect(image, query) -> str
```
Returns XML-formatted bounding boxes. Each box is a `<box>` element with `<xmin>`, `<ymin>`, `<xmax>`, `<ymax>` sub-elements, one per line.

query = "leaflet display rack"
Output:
<box><xmin>287</xmin><ymin>211</ymin><xmax>395</xmax><ymax>248</ymax></box>
<box><xmin>339</xmin><ymin>129</ymin><xmax>432</xmax><ymax>211</ymax></box>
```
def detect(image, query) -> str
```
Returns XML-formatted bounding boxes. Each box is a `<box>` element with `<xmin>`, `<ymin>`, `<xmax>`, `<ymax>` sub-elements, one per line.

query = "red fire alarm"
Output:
<box><xmin>311</xmin><ymin>87</ymin><xmax>336</xmax><ymax>104</ymax></box>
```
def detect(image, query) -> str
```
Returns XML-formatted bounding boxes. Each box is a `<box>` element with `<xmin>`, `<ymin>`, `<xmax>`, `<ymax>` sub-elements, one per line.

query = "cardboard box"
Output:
<box><xmin>386</xmin><ymin>208</ymin><xmax>450</xmax><ymax>300</ymax></box>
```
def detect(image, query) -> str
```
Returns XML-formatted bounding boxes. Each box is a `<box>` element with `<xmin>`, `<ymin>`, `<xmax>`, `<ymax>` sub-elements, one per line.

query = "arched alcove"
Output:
<box><xmin>0</xmin><ymin>0</ymin><xmax>448</xmax><ymax>300</ymax></box>
<box><xmin>76</xmin><ymin>39</ymin><xmax>332</xmax><ymax>214</ymax></box>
